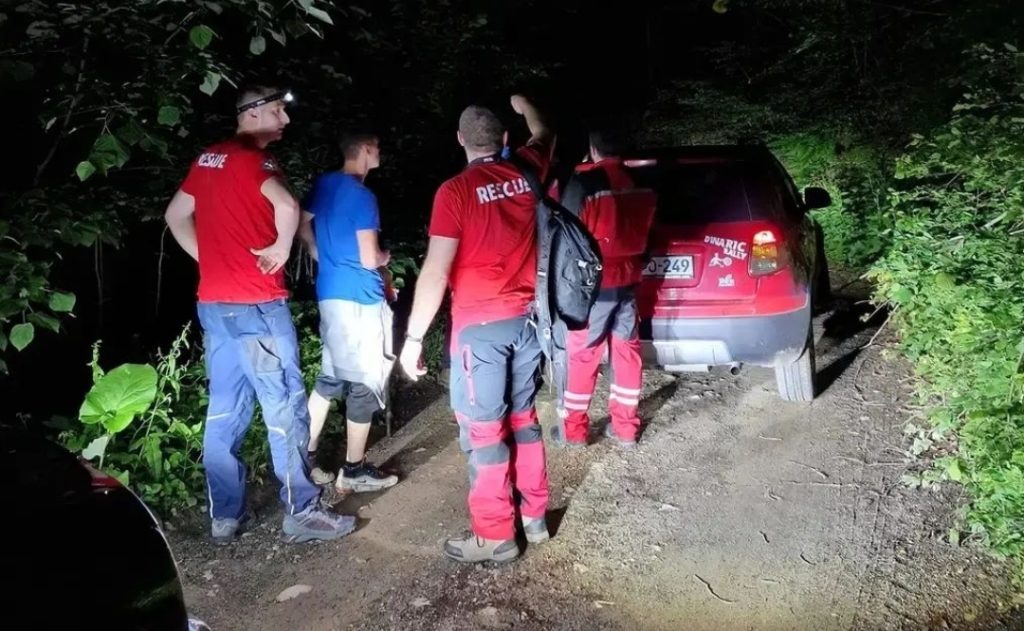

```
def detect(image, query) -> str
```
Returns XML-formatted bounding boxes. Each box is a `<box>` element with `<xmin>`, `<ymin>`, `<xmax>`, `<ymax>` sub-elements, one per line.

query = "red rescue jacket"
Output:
<box><xmin>561</xmin><ymin>158</ymin><xmax>657</xmax><ymax>289</ymax></box>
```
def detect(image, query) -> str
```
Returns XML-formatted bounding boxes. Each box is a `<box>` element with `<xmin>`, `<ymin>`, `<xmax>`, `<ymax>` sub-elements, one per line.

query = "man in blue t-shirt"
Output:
<box><xmin>298</xmin><ymin>131</ymin><xmax>399</xmax><ymax>494</ymax></box>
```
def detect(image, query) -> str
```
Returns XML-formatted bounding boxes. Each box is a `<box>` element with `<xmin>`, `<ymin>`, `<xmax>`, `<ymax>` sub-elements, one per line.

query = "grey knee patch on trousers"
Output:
<box><xmin>344</xmin><ymin>382</ymin><xmax>380</xmax><ymax>423</ymax></box>
<box><xmin>512</xmin><ymin>425</ymin><xmax>542</xmax><ymax>444</ymax></box>
<box><xmin>313</xmin><ymin>377</ymin><xmax>381</xmax><ymax>423</ymax></box>
<box><xmin>315</xmin><ymin>375</ymin><xmax>347</xmax><ymax>400</ymax></box>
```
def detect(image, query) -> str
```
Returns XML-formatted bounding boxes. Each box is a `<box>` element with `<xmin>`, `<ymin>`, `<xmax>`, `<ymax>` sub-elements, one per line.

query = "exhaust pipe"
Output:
<box><xmin>729</xmin><ymin>363</ymin><xmax>743</xmax><ymax>376</ymax></box>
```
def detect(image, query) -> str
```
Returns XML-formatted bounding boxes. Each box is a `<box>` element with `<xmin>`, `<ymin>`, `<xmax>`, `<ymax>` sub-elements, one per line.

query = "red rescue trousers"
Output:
<box><xmin>562</xmin><ymin>289</ymin><xmax>642</xmax><ymax>443</ymax></box>
<box><xmin>450</xmin><ymin>316</ymin><xmax>549</xmax><ymax>540</ymax></box>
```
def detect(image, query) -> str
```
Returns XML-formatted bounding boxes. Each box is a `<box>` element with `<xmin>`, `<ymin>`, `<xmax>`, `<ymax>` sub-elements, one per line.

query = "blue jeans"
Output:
<box><xmin>197</xmin><ymin>299</ymin><xmax>320</xmax><ymax>519</ymax></box>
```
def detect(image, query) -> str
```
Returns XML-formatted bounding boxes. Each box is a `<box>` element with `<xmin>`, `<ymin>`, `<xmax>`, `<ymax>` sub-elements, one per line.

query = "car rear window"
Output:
<box><xmin>637</xmin><ymin>160</ymin><xmax>784</xmax><ymax>225</ymax></box>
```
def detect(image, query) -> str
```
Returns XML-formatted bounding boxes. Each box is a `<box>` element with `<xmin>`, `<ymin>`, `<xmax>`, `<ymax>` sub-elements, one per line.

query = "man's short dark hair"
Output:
<box><xmin>236</xmin><ymin>84</ymin><xmax>280</xmax><ymax>111</ymax></box>
<box><xmin>459</xmin><ymin>105</ymin><xmax>505</xmax><ymax>153</ymax></box>
<box><xmin>339</xmin><ymin>131</ymin><xmax>379</xmax><ymax>161</ymax></box>
<box><xmin>588</xmin><ymin>122</ymin><xmax>632</xmax><ymax>158</ymax></box>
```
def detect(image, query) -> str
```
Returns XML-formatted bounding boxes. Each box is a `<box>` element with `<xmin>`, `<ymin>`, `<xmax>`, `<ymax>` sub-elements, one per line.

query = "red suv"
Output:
<box><xmin>627</xmin><ymin>145</ymin><xmax>832</xmax><ymax>401</ymax></box>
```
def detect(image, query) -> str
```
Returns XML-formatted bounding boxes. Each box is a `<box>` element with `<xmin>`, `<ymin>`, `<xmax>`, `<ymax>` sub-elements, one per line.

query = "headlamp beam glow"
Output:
<box><xmin>237</xmin><ymin>90</ymin><xmax>294</xmax><ymax>114</ymax></box>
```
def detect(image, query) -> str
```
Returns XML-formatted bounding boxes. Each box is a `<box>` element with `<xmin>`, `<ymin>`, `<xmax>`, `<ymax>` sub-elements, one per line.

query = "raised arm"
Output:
<box><xmin>510</xmin><ymin>94</ymin><xmax>552</xmax><ymax>146</ymax></box>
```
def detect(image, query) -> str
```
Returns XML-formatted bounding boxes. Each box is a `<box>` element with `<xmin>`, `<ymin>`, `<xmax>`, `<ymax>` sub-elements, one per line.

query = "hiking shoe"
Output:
<box><xmin>337</xmin><ymin>460</ymin><xmax>399</xmax><ymax>493</ymax></box>
<box><xmin>311</xmin><ymin>466</ymin><xmax>336</xmax><ymax>485</ymax></box>
<box><xmin>210</xmin><ymin>512</ymin><xmax>250</xmax><ymax>545</ymax></box>
<box><xmin>521</xmin><ymin>516</ymin><xmax>550</xmax><ymax>544</ymax></box>
<box><xmin>443</xmin><ymin>532</ymin><xmax>519</xmax><ymax>564</ymax></box>
<box><xmin>549</xmin><ymin>425</ymin><xmax>587</xmax><ymax>449</ymax></box>
<box><xmin>604</xmin><ymin>424</ymin><xmax>638</xmax><ymax>450</ymax></box>
<box><xmin>210</xmin><ymin>518</ymin><xmax>240</xmax><ymax>546</ymax></box>
<box><xmin>282</xmin><ymin>506</ymin><xmax>357</xmax><ymax>543</ymax></box>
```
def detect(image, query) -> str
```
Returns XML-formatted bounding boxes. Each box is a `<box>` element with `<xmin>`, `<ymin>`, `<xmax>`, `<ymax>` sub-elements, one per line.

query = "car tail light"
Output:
<box><xmin>749</xmin><ymin>229</ymin><xmax>784</xmax><ymax>276</ymax></box>
<box><xmin>79</xmin><ymin>457</ymin><xmax>123</xmax><ymax>490</ymax></box>
<box><xmin>624</xmin><ymin>159</ymin><xmax>657</xmax><ymax>168</ymax></box>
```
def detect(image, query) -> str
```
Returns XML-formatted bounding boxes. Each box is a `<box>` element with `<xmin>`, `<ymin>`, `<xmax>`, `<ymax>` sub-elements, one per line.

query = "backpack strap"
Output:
<box><xmin>506</xmin><ymin>152</ymin><xmax>546</xmax><ymax>206</ymax></box>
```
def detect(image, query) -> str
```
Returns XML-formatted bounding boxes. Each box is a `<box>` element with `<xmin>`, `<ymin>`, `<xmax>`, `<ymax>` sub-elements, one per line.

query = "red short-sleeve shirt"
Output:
<box><xmin>180</xmin><ymin>135</ymin><xmax>289</xmax><ymax>304</ymax></box>
<box><xmin>428</xmin><ymin>141</ymin><xmax>552</xmax><ymax>329</ymax></box>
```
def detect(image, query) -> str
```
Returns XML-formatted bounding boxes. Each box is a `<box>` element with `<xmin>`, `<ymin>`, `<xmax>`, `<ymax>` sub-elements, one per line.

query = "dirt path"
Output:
<box><xmin>171</xmin><ymin>286</ymin><xmax>1024</xmax><ymax>631</ymax></box>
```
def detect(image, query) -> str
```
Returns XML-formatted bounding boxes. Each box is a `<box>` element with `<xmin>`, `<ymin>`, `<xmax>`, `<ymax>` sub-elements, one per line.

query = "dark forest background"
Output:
<box><xmin>2</xmin><ymin>0</ymin><xmax>1023</xmax><ymax>571</ymax></box>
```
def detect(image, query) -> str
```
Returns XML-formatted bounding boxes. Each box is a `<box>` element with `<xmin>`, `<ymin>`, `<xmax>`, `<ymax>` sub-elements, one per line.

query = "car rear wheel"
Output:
<box><xmin>775</xmin><ymin>322</ymin><xmax>816</xmax><ymax>402</ymax></box>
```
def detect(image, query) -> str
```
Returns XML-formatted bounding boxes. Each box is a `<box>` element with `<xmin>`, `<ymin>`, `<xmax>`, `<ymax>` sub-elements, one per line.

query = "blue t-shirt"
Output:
<box><xmin>304</xmin><ymin>172</ymin><xmax>385</xmax><ymax>304</ymax></box>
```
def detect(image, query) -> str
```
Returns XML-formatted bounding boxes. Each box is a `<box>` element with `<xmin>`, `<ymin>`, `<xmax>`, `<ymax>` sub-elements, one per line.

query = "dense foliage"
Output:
<box><xmin>868</xmin><ymin>45</ymin><xmax>1024</xmax><ymax>560</ymax></box>
<box><xmin>3</xmin><ymin>0</ymin><xmax>1024</xmax><ymax>577</ymax></box>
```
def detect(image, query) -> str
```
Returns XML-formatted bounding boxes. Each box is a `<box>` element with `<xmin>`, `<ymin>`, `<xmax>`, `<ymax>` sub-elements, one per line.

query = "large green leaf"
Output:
<box><xmin>75</xmin><ymin>160</ymin><xmax>96</xmax><ymax>182</ymax></box>
<box><xmin>199</xmin><ymin>71</ymin><xmax>221</xmax><ymax>96</ymax></box>
<box><xmin>189</xmin><ymin>24</ymin><xmax>215</xmax><ymax>50</ymax></box>
<box><xmin>49</xmin><ymin>291</ymin><xmax>76</xmax><ymax>313</ymax></box>
<box><xmin>249</xmin><ymin>35</ymin><xmax>266</xmax><ymax>55</ymax></box>
<box><xmin>89</xmin><ymin>133</ymin><xmax>130</xmax><ymax>174</ymax></box>
<box><xmin>305</xmin><ymin>5</ymin><xmax>333</xmax><ymax>25</ymax></box>
<box><xmin>157</xmin><ymin>105</ymin><xmax>181</xmax><ymax>127</ymax></box>
<box><xmin>268</xmin><ymin>29</ymin><xmax>286</xmax><ymax>46</ymax></box>
<box><xmin>79</xmin><ymin>363</ymin><xmax>158</xmax><ymax>434</ymax></box>
<box><xmin>81</xmin><ymin>435</ymin><xmax>110</xmax><ymax>461</ymax></box>
<box><xmin>116</xmin><ymin>119</ymin><xmax>146</xmax><ymax>146</ymax></box>
<box><xmin>10</xmin><ymin>323</ymin><xmax>34</xmax><ymax>351</ymax></box>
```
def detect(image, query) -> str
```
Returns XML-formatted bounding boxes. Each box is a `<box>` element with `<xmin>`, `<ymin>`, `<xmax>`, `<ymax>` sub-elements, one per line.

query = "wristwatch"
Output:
<box><xmin>405</xmin><ymin>333</ymin><xmax>423</xmax><ymax>343</ymax></box>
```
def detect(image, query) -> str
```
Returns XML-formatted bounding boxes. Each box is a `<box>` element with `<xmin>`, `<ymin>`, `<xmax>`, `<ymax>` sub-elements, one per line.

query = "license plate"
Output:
<box><xmin>643</xmin><ymin>255</ymin><xmax>694</xmax><ymax>279</ymax></box>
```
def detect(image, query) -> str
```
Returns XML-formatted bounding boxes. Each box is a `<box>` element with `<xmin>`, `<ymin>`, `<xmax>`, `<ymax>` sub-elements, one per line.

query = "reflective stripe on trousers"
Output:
<box><xmin>197</xmin><ymin>299</ymin><xmax>320</xmax><ymax>519</ymax></box>
<box><xmin>563</xmin><ymin>291</ymin><xmax>643</xmax><ymax>443</ymax></box>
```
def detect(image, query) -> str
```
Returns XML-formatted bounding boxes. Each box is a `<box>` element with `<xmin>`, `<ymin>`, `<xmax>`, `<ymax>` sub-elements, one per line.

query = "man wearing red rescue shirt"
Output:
<box><xmin>163</xmin><ymin>85</ymin><xmax>354</xmax><ymax>545</ymax></box>
<box><xmin>399</xmin><ymin>95</ymin><xmax>553</xmax><ymax>563</ymax></box>
<box><xmin>554</xmin><ymin>124</ymin><xmax>657</xmax><ymax>448</ymax></box>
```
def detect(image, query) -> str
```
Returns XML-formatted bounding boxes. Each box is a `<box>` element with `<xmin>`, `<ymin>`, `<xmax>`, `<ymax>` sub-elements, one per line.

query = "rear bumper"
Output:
<box><xmin>640</xmin><ymin>305</ymin><xmax>810</xmax><ymax>370</ymax></box>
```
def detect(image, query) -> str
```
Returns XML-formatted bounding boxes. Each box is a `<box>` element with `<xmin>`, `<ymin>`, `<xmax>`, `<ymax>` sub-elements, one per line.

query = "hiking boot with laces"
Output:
<box><xmin>443</xmin><ymin>532</ymin><xmax>519</xmax><ymax>564</ymax></box>
<box><xmin>549</xmin><ymin>425</ymin><xmax>587</xmax><ymax>449</ymax></box>
<box><xmin>282</xmin><ymin>505</ymin><xmax>357</xmax><ymax>543</ymax></box>
<box><xmin>337</xmin><ymin>459</ymin><xmax>399</xmax><ymax>493</ymax></box>
<box><xmin>210</xmin><ymin>512</ymin><xmax>250</xmax><ymax>545</ymax></box>
<box><xmin>521</xmin><ymin>515</ymin><xmax>550</xmax><ymax>544</ymax></box>
<box><xmin>604</xmin><ymin>423</ymin><xmax>637</xmax><ymax>450</ymax></box>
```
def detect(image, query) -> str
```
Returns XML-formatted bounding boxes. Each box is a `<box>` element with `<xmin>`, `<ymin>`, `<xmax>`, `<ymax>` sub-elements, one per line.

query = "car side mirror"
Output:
<box><xmin>803</xmin><ymin>186</ymin><xmax>832</xmax><ymax>210</ymax></box>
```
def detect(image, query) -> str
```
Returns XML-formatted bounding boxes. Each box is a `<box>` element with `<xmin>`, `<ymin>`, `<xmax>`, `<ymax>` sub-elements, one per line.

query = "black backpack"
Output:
<box><xmin>509</xmin><ymin>154</ymin><xmax>603</xmax><ymax>355</ymax></box>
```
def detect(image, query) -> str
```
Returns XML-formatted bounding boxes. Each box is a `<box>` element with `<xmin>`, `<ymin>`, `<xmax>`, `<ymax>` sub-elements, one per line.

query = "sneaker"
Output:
<box><xmin>549</xmin><ymin>425</ymin><xmax>587</xmax><ymax>449</ymax></box>
<box><xmin>282</xmin><ymin>506</ymin><xmax>357</xmax><ymax>543</ymax></box>
<box><xmin>210</xmin><ymin>517</ymin><xmax>240</xmax><ymax>546</ymax></box>
<box><xmin>336</xmin><ymin>460</ymin><xmax>399</xmax><ymax>493</ymax></box>
<box><xmin>604</xmin><ymin>423</ymin><xmax>637</xmax><ymax>450</ymax></box>
<box><xmin>210</xmin><ymin>512</ymin><xmax>250</xmax><ymax>545</ymax></box>
<box><xmin>443</xmin><ymin>532</ymin><xmax>519</xmax><ymax>564</ymax></box>
<box><xmin>521</xmin><ymin>515</ymin><xmax>550</xmax><ymax>544</ymax></box>
<box><xmin>311</xmin><ymin>466</ymin><xmax>336</xmax><ymax>485</ymax></box>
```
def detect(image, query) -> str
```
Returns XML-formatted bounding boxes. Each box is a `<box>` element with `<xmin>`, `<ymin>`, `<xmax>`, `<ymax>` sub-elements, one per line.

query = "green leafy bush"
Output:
<box><xmin>770</xmin><ymin>130</ymin><xmax>891</xmax><ymax>269</ymax></box>
<box><xmin>61</xmin><ymin>325</ymin><xmax>271</xmax><ymax>516</ymax></box>
<box><xmin>867</xmin><ymin>44</ymin><xmax>1024</xmax><ymax>566</ymax></box>
<box><xmin>0</xmin><ymin>0</ymin><xmax>336</xmax><ymax>367</ymax></box>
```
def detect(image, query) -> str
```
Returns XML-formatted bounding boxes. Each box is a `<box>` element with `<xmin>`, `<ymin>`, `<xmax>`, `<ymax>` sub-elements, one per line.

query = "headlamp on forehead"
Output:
<box><xmin>236</xmin><ymin>90</ymin><xmax>295</xmax><ymax>114</ymax></box>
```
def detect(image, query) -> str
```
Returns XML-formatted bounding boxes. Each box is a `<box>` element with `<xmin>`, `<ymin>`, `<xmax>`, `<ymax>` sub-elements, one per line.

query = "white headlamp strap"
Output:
<box><xmin>236</xmin><ymin>90</ymin><xmax>293</xmax><ymax>114</ymax></box>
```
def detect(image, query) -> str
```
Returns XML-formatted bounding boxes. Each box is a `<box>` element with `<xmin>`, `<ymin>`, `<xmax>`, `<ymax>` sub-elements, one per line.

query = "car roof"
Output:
<box><xmin>621</xmin><ymin>144</ymin><xmax>773</xmax><ymax>164</ymax></box>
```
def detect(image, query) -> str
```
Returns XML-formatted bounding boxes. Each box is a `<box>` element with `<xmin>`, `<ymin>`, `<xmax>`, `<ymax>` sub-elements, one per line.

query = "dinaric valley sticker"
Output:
<box><xmin>704</xmin><ymin>235</ymin><xmax>748</xmax><ymax>260</ymax></box>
